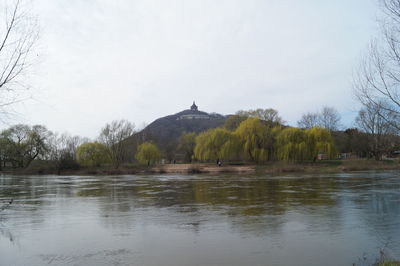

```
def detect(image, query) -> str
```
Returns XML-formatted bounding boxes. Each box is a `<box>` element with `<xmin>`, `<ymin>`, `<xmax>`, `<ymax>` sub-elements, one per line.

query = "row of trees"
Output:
<box><xmin>75</xmin><ymin>141</ymin><xmax>161</xmax><ymax>167</ymax></box>
<box><xmin>296</xmin><ymin>103</ymin><xmax>400</xmax><ymax>160</ymax></box>
<box><xmin>0</xmin><ymin>116</ymin><xmax>396</xmax><ymax>172</ymax></box>
<box><xmin>0</xmin><ymin>123</ymin><xmax>92</xmax><ymax>171</ymax></box>
<box><xmin>0</xmin><ymin>118</ymin><xmax>166</xmax><ymax>170</ymax></box>
<box><xmin>178</xmin><ymin>117</ymin><xmax>336</xmax><ymax>163</ymax></box>
<box><xmin>179</xmin><ymin>104</ymin><xmax>400</xmax><ymax>162</ymax></box>
<box><xmin>1</xmin><ymin>105</ymin><xmax>398</xmax><ymax>171</ymax></box>
<box><xmin>0</xmin><ymin>120</ymin><xmax>142</xmax><ymax>170</ymax></box>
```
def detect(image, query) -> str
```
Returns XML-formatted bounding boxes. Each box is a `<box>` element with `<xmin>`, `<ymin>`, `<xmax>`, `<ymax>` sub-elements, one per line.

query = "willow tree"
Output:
<box><xmin>135</xmin><ymin>142</ymin><xmax>161</xmax><ymax>166</ymax></box>
<box><xmin>77</xmin><ymin>142</ymin><xmax>111</xmax><ymax>167</ymax></box>
<box><xmin>305</xmin><ymin>127</ymin><xmax>336</xmax><ymax>161</ymax></box>
<box><xmin>219</xmin><ymin>133</ymin><xmax>242</xmax><ymax>161</ymax></box>
<box><xmin>276</xmin><ymin>127</ymin><xmax>308</xmax><ymax>162</ymax></box>
<box><xmin>234</xmin><ymin>117</ymin><xmax>275</xmax><ymax>163</ymax></box>
<box><xmin>177</xmin><ymin>132</ymin><xmax>197</xmax><ymax>162</ymax></box>
<box><xmin>194</xmin><ymin>128</ymin><xmax>239</xmax><ymax>161</ymax></box>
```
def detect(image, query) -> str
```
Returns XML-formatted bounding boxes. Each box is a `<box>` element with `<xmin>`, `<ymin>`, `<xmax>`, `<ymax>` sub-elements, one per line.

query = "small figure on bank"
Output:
<box><xmin>218</xmin><ymin>160</ymin><xmax>222</xmax><ymax>167</ymax></box>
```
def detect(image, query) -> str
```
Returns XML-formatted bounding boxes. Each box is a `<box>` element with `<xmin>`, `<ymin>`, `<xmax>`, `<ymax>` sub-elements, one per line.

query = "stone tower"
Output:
<box><xmin>190</xmin><ymin>101</ymin><xmax>198</xmax><ymax>111</ymax></box>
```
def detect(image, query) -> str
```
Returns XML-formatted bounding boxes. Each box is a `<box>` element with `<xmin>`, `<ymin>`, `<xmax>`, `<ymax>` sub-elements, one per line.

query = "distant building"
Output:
<box><xmin>190</xmin><ymin>101</ymin><xmax>198</xmax><ymax>111</ymax></box>
<box><xmin>177</xmin><ymin>101</ymin><xmax>212</xmax><ymax>120</ymax></box>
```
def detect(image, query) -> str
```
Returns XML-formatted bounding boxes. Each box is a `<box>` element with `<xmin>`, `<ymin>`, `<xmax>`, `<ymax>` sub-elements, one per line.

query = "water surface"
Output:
<box><xmin>1</xmin><ymin>172</ymin><xmax>400</xmax><ymax>266</ymax></box>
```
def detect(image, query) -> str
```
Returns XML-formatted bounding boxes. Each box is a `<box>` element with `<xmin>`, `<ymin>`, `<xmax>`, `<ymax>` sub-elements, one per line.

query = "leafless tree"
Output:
<box><xmin>354</xmin><ymin>0</ymin><xmax>400</xmax><ymax>130</ymax></box>
<box><xmin>99</xmin><ymin>120</ymin><xmax>135</xmax><ymax>168</ymax></box>
<box><xmin>47</xmin><ymin>132</ymin><xmax>89</xmax><ymax>161</ymax></box>
<box><xmin>318</xmin><ymin>106</ymin><xmax>341</xmax><ymax>131</ymax></box>
<box><xmin>355</xmin><ymin>101</ymin><xmax>398</xmax><ymax>159</ymax></box>
<box><xmin>297</xmin><ymin>106</ymin><xmax>341</xmax><ymax>131</ymax></box>
<box><xmin>0</xmin><ymin>0</ymin><xmax>39</xmax><ymax>117</ymax></box>
<box><xmin>297</xmin><ymin>112</ymin><xmax>319</xmax><ymax>129</ymax></box>
<box><xmin>236</xmin><ymin>108</ymin><xmax>285</xmax><ymax>125</ymax></box>
<box><xmin>47</xmin><ymin>132</ymin><xmax>89</xmax><ymax>173</ymax></box>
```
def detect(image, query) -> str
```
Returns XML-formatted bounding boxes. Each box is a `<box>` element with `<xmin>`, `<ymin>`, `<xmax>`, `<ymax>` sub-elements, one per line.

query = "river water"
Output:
<box><xmin>0</xmin><ymin>172</ymin><xmax>400</xmax><ymax>266</ymax></box>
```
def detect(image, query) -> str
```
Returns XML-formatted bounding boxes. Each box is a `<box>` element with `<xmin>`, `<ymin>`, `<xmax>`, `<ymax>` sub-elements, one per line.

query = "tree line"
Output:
<box><xmin>1</xmin><ymin>103</ymin><xmax>399</xmax><ymax>173</ymax></box>
<box><xmin>0</xmin><ymin>120</ymin><xmax>151</xmax><ymax>171</ymax></box>
<box><xmin>178</xmin><ymin>106</ymin><xmax>400</xmax><ymax>163</ymax></box>
<box><xmin>178</xmin><ymin>113</ymin><xmax>336</xmax><ymax>164</ymax></box>
<box><xmin>2</xmin><ymin>102</ymin><xmax>400</xmax><ymax>173</ymax></box>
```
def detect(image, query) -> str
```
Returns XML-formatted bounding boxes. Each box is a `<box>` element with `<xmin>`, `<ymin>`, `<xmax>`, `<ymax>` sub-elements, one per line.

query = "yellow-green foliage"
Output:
<box><xmin>276</xmin><ymin>127</ymin><xmax>336</xmax><ymax>162</ymax></box>
<box><xmin>219</xmin><ymin>133</ymin><xmax>242</xmax><ymax>160</ymax></box>
<box><xmin>223</xmin><ymin>115</ymin><xmax>247</xmax><ymax>131</ymax></box>
<box><xmin>194</xmin><ymin>128</ymin><xmax>240</xmax><ymax>161</ymax></box>
<box><xmin>135</xmin><ymin>142</ymin><xmax>161</xmax><ymax>165</ymax></box>
<box><xmin>305</xmin><ymin>127</ymin><xmax>336</xmax><ymax>160</ymax></box>
<box><xmin>77</xmin><ymin>142</ymin><xmax>111</xmax><ymax>167</ymax></box>
<box><xmin>193</xmin><ymin>118</ymin><xmax>336</xmax><ymax>164</ymax></box>
<box><xmin>234</xmin><ymin>117</ymin><xmax>274</xmax><ymax>163</ymax></box>
<box><xmin>178</xmin><ymin>132</ymin><xmax>197</xmax><ymax>162</ymax></box>
<box><xmin>276</xmin><ymin>127</ymin><xmax>308</xmax><ymax>162</ymax></box>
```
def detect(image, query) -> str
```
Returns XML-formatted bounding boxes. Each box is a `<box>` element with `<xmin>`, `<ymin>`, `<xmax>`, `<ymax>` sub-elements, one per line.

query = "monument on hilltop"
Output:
<box><xmin>190</xmin><ymin>101</ymin><xmax>198</xmax><ymax>111</ymax></box>
<box><xmin>177</xmin><ymin>101</ymin><xmax>212</xmax><ymax>120</ymax></box>
<box><xmin>125</xmin><ymin>101</ymin><xmax>227</xmax><ymax>160</ymax></box>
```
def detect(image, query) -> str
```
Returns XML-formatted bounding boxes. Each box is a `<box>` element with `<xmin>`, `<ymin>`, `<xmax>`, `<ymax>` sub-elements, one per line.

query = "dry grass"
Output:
<box><xmin>379</xmin><ymin>262</ymin><xmax>400</xmax><ymax>266</ymax></box>
<box><xmin>340</xmin><ymin>159</ymin><xmax>400</xmax><ymax>171</ymax></box>
<box><xmin>3</xmin><ymin>159</ymin><xmax>400</xmax><ymax>176</ymax></box>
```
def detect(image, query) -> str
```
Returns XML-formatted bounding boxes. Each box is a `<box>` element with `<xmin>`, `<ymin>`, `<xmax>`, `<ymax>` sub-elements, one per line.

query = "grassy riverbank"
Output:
<box><xmin>379</xmin><ymin>262</ymin><xmax>400</xmax><ymax>266</ymax></box>
<box><xmin>2</xmin><ymin>159</ymin><xmax>400</xmax><ymax>176</ymax></box>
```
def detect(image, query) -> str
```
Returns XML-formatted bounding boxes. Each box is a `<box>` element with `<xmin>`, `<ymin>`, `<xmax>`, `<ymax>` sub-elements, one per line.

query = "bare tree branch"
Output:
<box><xmin>0</xmin><ymin>0</ymin><xmax>39</xmax><ymax>116</ymax></box>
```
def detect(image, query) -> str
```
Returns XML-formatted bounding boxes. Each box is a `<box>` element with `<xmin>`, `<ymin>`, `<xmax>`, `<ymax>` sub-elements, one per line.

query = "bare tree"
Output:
<box><xmin>236</xmin><ymin>108</ymin><xmax>285</xmax><ymax>125</ymax></box>
<box><xmin>297</xmin><ymin>106</ymin><xmax>341</xmax><ymax>131</ymax></box>
<box><xmin>0</xmin><ymin>0</ymin><xmax>39</xmax><ymax>116</ymax></box>
<box><xmin>99</xmin><ymin>120</ymin><xmax>135</xmax><ymax>168</ymax></box>
<box><xmin>354</xmin><ymin>0</ymin><xmax>400</xmax><ymax>130</ymax></box>
<box><xmin>297</xmin><ymin>112</ymin><xmax>319</xmax><ymax>129</ymax></box>
<box><xmin>355</xmin><ymin>101</ymin><xmax>398</xmax><ymax>160</ymax></box>
<box><xmin>47</xmin><ymin>132</ymin><xmax>89</xmax><ymax>173</ymax></box>
<box><xmin>318</xmin><ymin>106</ymin><xmax>341</xmax><ymax>131</ymax></box>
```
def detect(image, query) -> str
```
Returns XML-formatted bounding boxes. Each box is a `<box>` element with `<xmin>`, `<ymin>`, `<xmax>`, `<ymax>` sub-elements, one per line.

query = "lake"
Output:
<box><xmin>1</xmin><ymin>172</ymin><xmax>400</xmax><ymax>266</ymax></box>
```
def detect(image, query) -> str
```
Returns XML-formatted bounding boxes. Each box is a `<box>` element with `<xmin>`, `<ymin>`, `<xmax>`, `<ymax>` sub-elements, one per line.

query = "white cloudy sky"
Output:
<box><xmin>7</xmin><ymin>0</ymin><xmax>379</xmax><ymax>138</ymax></box>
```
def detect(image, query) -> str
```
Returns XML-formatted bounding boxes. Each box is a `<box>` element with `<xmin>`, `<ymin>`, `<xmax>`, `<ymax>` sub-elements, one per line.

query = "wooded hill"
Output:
<box><xmin>125</xmin><ymin>106</ymin><xmax>227</xmax><ymax>160</ymax></box>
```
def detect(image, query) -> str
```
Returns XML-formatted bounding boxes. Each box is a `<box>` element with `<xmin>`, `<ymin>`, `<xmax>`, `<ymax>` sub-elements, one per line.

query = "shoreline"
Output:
<box><xmin>2</xmin><ymin>159</ymin><xmax>400</xmax><ymax>176</ymax></box>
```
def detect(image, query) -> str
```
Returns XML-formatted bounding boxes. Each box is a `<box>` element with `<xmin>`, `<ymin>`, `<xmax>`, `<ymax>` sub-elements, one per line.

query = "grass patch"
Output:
<box><xmin>341</xmin><ymin>159</ymin><xmax>400</xmax><ymax>171</ymax></box>
<box><xmin>379</xmin><ymin>262</ymin><xmax>400</xmax><ymax>266</ymax></box>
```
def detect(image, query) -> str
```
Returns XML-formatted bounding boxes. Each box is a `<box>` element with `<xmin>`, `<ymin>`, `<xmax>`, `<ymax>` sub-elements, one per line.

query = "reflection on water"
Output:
<box><xmin>1</xmin><ymin>172</ymin><xmax>400</xmax><ymax>266</ymax></box>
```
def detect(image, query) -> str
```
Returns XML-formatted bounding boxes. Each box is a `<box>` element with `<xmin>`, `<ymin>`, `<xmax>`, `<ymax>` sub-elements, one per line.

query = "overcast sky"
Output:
<box><xmin>8</xmin><ymin>0</ymin><xmax>379</xmax><ymax>138</ymax></box>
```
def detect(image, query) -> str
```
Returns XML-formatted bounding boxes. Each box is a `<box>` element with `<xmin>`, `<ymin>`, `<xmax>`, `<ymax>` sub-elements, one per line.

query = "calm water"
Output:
<box><xmin>1</xmin><ymin>172</ymin><xmax>400</xmax><ymax>266</ymax></box>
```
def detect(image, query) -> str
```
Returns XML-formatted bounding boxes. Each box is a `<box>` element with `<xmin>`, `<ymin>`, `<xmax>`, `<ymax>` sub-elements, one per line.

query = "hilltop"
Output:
<box><xmin>126</xmin><ymin>102</ymin><xmax>227</xmax><ymax>159</ymax></box>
